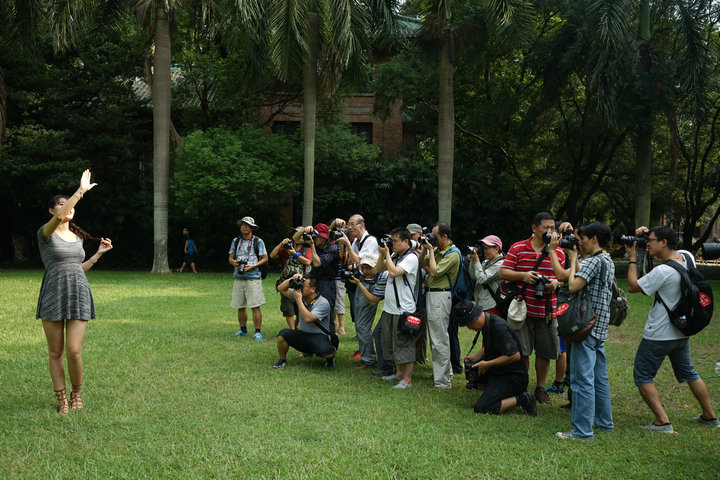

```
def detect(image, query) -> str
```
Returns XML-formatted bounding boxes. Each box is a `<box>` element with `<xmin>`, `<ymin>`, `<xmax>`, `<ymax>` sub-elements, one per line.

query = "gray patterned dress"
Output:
<box><xmin>36</xmin><ymin>226</ymin><xmax>96</xmax><ymax>321</ymax></box>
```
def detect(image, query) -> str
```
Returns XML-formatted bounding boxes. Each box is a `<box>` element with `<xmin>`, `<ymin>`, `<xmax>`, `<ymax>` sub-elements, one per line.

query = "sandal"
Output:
<box><xmin>55</xmin><ymin>388</ymin><xmax>69</xmax><ymax>415</ymax></box>
<box><xmin>70</xmin><ymin>384</ymin><xmax>83</xmax><ymax>410</ymax></box>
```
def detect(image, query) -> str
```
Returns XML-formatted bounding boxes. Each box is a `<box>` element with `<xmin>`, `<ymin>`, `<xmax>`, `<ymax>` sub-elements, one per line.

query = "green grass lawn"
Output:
<box><xmin>1</xmin><ymin>270</ymin><xmax>719</xmax><ymax>479</ymax></box>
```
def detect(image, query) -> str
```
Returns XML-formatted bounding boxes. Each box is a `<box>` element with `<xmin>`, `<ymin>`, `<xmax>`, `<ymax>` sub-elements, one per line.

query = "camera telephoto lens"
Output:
<box><xmin>542</xmin><ymin>232</ymin><xmax>552</xmax><ymax>244</ymax></box>
<box><xmin>618</xmin><ymin>234</ymin><xmax>648</xmax><ymax>249</ymax></box>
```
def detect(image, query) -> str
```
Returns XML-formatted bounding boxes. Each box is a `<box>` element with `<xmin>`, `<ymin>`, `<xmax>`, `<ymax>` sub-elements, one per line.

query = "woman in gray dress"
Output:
<box><xmin>37</xmin><ymin>169</ymin><xmax>113</xmax><ymax>414</ymax></box>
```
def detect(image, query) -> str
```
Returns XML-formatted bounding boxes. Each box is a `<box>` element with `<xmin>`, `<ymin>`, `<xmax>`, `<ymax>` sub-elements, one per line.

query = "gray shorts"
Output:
<box><xmin>380</xmin><ymin>312</ymin><xmax>416</xmax><ymax>365</ymax></box>
<box><xmin>334</xmin><ymin>280</ymin><xmax>346</xmax><ymax>315</ymax></box>
<box><xmin>517</xmin><ymin>315</ymin><xmax>559</xmax><ymax>359</ymax></box>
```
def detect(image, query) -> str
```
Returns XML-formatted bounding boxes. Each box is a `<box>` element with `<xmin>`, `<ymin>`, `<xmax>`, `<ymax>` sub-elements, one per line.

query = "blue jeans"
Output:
<box><xmin>569</xmin><ymin>335</ymin><xmax>613</xmax><ymax>438</ymax></box>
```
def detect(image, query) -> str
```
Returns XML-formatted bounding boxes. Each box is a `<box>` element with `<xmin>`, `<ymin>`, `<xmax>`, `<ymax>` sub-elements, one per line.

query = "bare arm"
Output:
<box><xmin>42</xmin><ymin>169</ymin><xmax>97</xmax><ymax>238</ymax></box>
<box><xmin>81</xmin><ymin>238</ymin><xmax>113</xmax><ymax>272</ymax></box>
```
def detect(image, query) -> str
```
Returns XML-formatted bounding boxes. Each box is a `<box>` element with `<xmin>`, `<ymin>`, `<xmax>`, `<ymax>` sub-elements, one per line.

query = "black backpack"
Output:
<box><xmin>654</xmin><ymin>252</ymin><xmax>713</xmax><ymax>336</ymax></box>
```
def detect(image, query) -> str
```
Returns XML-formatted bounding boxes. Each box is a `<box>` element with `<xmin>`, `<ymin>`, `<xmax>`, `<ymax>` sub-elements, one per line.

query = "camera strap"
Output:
<box><xmin>464</xmin><ymin>330</ymin><xmax>482</xmax><ymax>357</ymax></box>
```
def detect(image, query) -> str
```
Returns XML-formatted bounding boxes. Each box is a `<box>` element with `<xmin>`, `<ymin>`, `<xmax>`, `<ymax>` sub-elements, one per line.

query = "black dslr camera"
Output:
<box><xmin>559</xmin><ymin>227</ymin><xmax>578</xmax><ymax>249</ymax></box>
<box><xmin>533</xmin><ymin>274</ymin><xmax>549</xmax><ymax>299</ymax></box>
<box><xmin>419</xmin><ymin>232</ymin><xmax>438</xmax><ymax>247</ymax></box>
<box><xmin>467</xmin><ymin>245</ymin><xmax>480</xmax><ymax>255</ymax></box>
<box><xmin>618</xmin><ymin>233</ymin><xmax>648</xmax><ymax>249</ymax></box>
<box><xmin>288</xmin><ymin>277</ymin><xmax>304</xmax><ymax>290</ymax></box>
<box><xmin>464</xmin><ymin>359</ymin><xmax>481</xmax><ymax>390</ymax></box>
<box><xmin>302</xmin><ymin>231</ymin><xmax>318</xmax><ymax>243</ymax></box>
<box><xmin>340</xmin><ymin>262</ymin><xmax>362</xmax><ymax>283</ymax></box>
<box><xmin>329</xmin><ymin>227</ymin><xmax>348</xmax><ymax>241</ymax></box>
<box><xmin>379</xmin><ymin>235</ymin><xmax>393</xmax><ymax>251</ymax></box>
<box><xmin>236</xmin><ymin>258</ymin><xmax>248</xmax><ymax>273</ymax></box>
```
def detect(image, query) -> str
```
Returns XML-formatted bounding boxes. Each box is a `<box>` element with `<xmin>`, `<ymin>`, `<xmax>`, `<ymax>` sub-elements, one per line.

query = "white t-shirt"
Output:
<box><xmin>352</xmin><ymin>232</ymin><xmax>378</xmax><ymax>257</ymax></box>
<box><xmin>383</xmin><ymin>251</ymin><xmax>419</xmax><ymax>315</ymax></box>
<box><xmin>637</xmin><ymin>250</ymin><xmax>693</xmax><ymax>341</ymax></box>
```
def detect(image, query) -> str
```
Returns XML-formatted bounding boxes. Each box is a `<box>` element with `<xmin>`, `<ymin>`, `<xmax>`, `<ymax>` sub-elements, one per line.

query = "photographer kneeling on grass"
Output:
<box><xmin>452</xmin><ymin>300</ymin><xmax>537</xmax><ymax>416</ymax></box>
<box><xmin>273</xmin><ymin>274</ymin><xmax>337</xmax><ymax>369</ymax></box>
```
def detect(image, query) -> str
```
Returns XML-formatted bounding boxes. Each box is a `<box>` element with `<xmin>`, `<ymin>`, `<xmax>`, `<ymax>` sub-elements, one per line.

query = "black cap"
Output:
<box><xmin>453</xmin><ymin>300</ymin><xmax>483</xmax><ymax>327</ymax></box>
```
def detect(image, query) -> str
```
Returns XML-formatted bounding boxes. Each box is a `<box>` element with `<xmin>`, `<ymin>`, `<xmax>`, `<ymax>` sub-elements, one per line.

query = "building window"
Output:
<box><xmin>350</xmin><ymin>122</ymin><xmax>373</xmax><ymax>144</ymax></box>
<box><xmin>273</xmin><ymin>121</ymin><xmax>300</xmax><ymax>135</ymax></box>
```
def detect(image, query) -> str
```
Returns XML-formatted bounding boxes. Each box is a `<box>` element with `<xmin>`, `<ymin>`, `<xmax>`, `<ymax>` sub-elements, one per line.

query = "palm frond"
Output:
<box><xmin>673</xmin><ymin>2</ymin><xmax>710</xmax><ymax>107</ymax></box>
<box><xmin>269</xmin><ymin>0</ymin><xmax>308</xmax><ymax>81</ymax></box>
<box><xmin>477</xmin><ymin>0</ymin><xmax>537</xmax><ymax>47</ymax></box>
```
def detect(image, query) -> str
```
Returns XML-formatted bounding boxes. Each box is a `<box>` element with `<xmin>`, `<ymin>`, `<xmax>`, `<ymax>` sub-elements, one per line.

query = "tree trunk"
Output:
<box><xmin>301</xmin><ymin>12</ymin><xmax>319</xmax><ymax>227</ymax></box>
<box><xmin>437</xmin><ymin>23</ymin><xmax>454</xmax><ymax>225</ymax></box>
<box><xmin>151</xmin><ymin>7</ymin><xmax>171</xmax><ymax>273</ymax></box>
<box><xmin>634</xmin><ymin>0</ymin><xmax>652</xmax><ymax>231</ymax></box>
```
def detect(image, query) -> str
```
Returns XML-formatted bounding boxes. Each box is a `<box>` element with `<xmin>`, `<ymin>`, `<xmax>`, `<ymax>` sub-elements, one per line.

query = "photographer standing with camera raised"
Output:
<box><xmin>293</xmin><ymin>223</ymin><xmax>340</xmax><ymax>321</ymax></box>
<box><xmin>273</xmin><ymin>274</ymin><xmax>336</xmax><ymax>369</ymax></box>
<box><xmin>377</xmin><ymin>227</ymin><xmax>419</xmax><ymax>389</ymax></box>
<box><xmin>625</xmin><ymin>226</ymin><xmax>718</xmax><ymax>432</ymax></box>
<box><xmin>548</xmin><ymin>221</ymin><xmax>615</xmax><ymax>440</ymax></box>
<box><xmin>333</xmin><ymin>215</ymin><xmax>378</xmax><ymax>347</ymax></box>
<box><xmin>270</xmin><ymin>230</ymin><xmax>313</xmax><ymax>329</ymax></box>
<box><xmin>419</xmin><ymin>222</ymin><xmax>460</xmax><ymax>389</ymax></box>
<box><xmin>499</xmin><ymin>212</ymin><xmax>564</xmax><ymax>404</ymax></box>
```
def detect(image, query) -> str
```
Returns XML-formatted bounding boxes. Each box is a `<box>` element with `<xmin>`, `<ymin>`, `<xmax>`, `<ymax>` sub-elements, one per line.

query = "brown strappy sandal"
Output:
<box><xmin>70</xmin><ymin>384</ymin><xmax>83</xmax><ymax>410</ymax></box>
<box><xmin>55</xmin><ymin>388</ymin><xmax>69</xmax><ymax>415</ymax></box>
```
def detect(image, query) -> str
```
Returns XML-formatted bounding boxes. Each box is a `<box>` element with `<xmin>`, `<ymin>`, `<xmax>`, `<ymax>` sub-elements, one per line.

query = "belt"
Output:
<box><xmin>428</xmin><ymin>288</ymin><xmax>451</xmax><ymax>292</ymax></box>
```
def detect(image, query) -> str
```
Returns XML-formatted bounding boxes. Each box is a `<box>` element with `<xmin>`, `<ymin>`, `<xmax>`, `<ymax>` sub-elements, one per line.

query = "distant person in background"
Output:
<box><xmin>36</xmin><ymin>169</ymin><xmax>114</xmax><ymax>414</ymax></box>
<box><xmin>176</xmin><ymin>228</ymin><xmax>198</xmax><ymax>273</ymax></box>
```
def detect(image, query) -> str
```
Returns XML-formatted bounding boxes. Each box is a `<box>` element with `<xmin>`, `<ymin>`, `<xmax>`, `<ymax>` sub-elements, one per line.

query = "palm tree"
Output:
<box><xmin>419</xmin><ymin>0</ymin><xmax>535</xmax><ymax>224</ymax></box>
<box><xmin>130</xmin><ymin>0</ymin><xmax>180</xmax><ymax>273</ymax></box>
<box><xmin>236</xmin><ymin>0</ymin><xmax>400</xmax><ymax>226</ymax></box>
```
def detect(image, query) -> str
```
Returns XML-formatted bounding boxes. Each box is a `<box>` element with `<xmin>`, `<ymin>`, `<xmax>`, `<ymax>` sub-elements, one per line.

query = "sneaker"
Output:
<box><xmin>522</xmin><ymin>391</ymin><xmax>538</xmax><ymax>417</ymax></box>
<box><xmin>232</xmin><ymin>329</ymin><xmax>249</xmax><ymax>337</ymax></box>
<box><xmin>546</xmin><ymin>381</ymin><xmax>565</xmax><ymax>395</ymax></box>
<box><xmin>382</xmin><ymin>374</ymin><xmax>400</xmax><ymax>382</ymax></box>
<box><xmin>534</xmin><ymin>386</ymin><xmax>551</xmax><ymax>404</ymax></box>
<box><xmin>324</xmin><ymin>358</ymin><xmax>335</xmax><ymax>368</ymax></box>
<box><xmin>640</xmin><ymin>422</ymin><xmax>674</xmax><ymax>433</ymax></box>
<box><xmin>372</xmin><ymin>370</ymin><xmax>394</xmax><ymax>377</ymax></box>
<box><xmin>393</xmin><ymin>380</ymin><xmax>411</xmax><ymax>389</ymax></box>
<box><xmin>348</xmin><ymin>351</ymin><xmax>361</xmax><ymax>360</ymax></box>
<box><xmin>693</xmin><ymin>416</ymin><xmax>720</xmax><ymax>427</ymax></box>
<box><xmin>253</xmin><ymin>332</ymin><xmax>263</xmax><ymax>341</ymax></box>
<box><xmin>555</xmin><ymin>431</ymin><xmax>579</xmax><ymax>440</ymax></box>
<box><xmin>272</xmin><ymin>359</ymin><xmax>287</xmax><ymax>369</ymax></box>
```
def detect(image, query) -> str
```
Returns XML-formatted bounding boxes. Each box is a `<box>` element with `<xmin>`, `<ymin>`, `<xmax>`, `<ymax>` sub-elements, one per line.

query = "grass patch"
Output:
<box><xmin>1</xmin><ymin>271</ymin><xmax>719</xmax><ymax>479</ymax></box>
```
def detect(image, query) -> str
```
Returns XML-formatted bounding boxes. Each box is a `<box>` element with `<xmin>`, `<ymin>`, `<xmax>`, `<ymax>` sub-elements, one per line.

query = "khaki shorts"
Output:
<box><xmin>231</xmin><ymin>279</ymin><xmax>265</xmax><ymax>309</ymax></box>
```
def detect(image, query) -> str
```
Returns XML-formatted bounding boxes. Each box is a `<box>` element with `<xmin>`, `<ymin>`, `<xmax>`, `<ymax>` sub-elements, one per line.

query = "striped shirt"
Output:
<box><xmin>501</xmin><ymin>238</ymin><xmax>565</xmax><ymax>319</ymax></box>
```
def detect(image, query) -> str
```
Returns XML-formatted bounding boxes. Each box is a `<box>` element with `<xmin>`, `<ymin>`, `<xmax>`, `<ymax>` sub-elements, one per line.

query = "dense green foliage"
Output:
<box><xmin>1</xmin><ymin>1</ymin><xmax>720</xmax><ymax>268</ymax></box>
<box><xmin>2</xmin><ymin>271</ymin><xmax>719</xmax><ymax>478</ymax></box>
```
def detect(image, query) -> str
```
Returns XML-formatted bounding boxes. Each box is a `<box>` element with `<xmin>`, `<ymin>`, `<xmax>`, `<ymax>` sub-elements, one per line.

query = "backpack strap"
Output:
<box><xmin>442</xmin><ymin>245</ymin><xmax>462</xmax><ymax>290</ymax></box>
<box><xmin>653</xmin><ymin>252</ymin><xmax>691</xmax><ymax>315</ymax></box>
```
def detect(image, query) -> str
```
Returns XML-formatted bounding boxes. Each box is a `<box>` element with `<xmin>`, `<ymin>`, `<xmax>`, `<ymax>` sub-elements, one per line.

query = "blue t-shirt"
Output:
<box><xmin>229</xmin><ymin>236</ymin><xmax>267</xmax><ymax>280</ymax></box>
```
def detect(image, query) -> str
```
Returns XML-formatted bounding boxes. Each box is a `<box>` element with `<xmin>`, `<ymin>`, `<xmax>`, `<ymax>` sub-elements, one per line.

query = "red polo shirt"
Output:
<box><xmin>501</xmin><ymin>237</ymin><xmax>565</xmax><ymax>319</ymax></box>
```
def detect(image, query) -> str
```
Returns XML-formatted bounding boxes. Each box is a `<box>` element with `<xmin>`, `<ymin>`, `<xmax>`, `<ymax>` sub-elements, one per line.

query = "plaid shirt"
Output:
<box><xmin>575</xmin><ymin>252</ymin><xmax>614</xmax><ymax>341</ymax></box>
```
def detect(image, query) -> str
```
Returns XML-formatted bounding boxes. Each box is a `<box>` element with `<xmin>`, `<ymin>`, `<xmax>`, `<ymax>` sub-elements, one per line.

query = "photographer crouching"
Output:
<box><xmin>453</xmin><ymin>300</ymin><xmax>537</xmax><ymax>416</ymax></box>
<box><xmin>273</xmin><ymin>274</ymin><xmax>338</xmax><ymax>369</ymax></box>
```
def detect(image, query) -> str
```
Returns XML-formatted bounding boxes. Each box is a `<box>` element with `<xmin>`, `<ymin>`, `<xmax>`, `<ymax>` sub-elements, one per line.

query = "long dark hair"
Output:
<box><xmin>49</xmin><ymin>195</ymin><xmax>101</xmax><ymax>242</ymax></box>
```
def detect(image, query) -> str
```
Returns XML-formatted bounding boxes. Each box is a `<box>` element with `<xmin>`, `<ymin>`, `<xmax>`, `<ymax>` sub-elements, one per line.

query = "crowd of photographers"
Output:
<box><xmin>227</xmin><ymin>212</ymin><xmax>719</xmax><ymax>438</ymax></box>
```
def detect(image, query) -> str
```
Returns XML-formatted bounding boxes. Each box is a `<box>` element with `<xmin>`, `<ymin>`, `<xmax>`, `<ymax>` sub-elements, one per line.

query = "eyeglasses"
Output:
<box><xmin>647</xmin><ymin>237</ymin><xmax>660</xmax><ymax>243</ymax></box>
